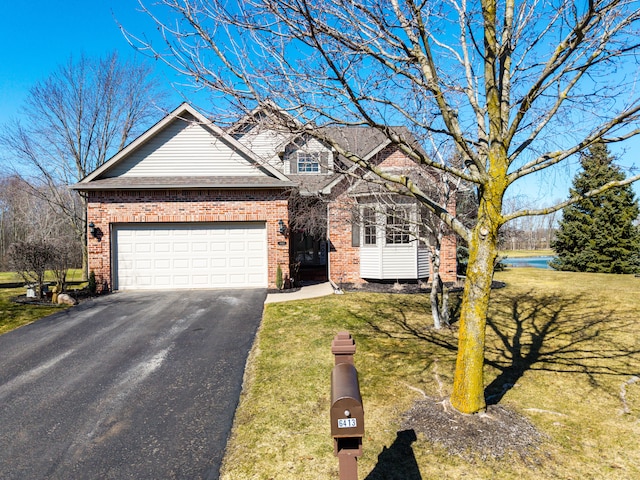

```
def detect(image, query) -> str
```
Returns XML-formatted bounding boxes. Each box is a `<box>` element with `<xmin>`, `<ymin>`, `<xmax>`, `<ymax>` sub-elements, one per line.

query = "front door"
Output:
<box><xmin>290</xmin><ymin>231</ymin><xmax>328</xmax><ymax>282</ymax></box>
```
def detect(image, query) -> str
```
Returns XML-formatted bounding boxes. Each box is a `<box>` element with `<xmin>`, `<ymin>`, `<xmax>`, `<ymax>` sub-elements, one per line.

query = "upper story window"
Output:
<box><xmin>386</xmin><ymin>207</ymin><xmax>411</xmax><ymax>244</ymax></box>
<box><xmin>296</xmin><ymin>152</ymin><xmax>321</xmax><ymax>173</ymax></box>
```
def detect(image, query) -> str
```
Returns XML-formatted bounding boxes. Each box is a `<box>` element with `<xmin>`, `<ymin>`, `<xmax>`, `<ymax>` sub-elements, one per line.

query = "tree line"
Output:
<box><xmin>0</xmin><ymin>52</ymin><xmax>167</xmax><ymax>289</ymax></box>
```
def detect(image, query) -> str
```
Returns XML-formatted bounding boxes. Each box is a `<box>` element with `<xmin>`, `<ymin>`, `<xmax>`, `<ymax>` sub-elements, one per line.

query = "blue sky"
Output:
<box><xmin>1</xmin><ymin>1</ymin><xmax>638</xmax><ymax>206</ymax></box>
<box><xmin>0</xmin><ymin>1</ymin><xmax>193</xmax><ymax>118</ymax></box>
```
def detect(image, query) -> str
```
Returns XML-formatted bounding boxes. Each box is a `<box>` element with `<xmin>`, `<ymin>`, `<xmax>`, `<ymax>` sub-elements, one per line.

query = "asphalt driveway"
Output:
<box><xmin>0</xmin><ymin>289</ymin><xmax>266</xmax><ymax>479</ymax></box>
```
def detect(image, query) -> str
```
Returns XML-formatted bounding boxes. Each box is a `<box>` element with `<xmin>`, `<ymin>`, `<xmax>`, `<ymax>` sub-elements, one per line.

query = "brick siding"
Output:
<box><xmin>87</xmin><ymin>189</ymin><xmax>289</xmax><ymax>291</ymax></box>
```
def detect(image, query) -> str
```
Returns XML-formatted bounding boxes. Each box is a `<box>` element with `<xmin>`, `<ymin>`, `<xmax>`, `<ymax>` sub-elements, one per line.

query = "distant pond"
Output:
<box><xmin>502</xmin><ymin>256</ymin><xmax>556</xmax><ymax>269</ymax></box>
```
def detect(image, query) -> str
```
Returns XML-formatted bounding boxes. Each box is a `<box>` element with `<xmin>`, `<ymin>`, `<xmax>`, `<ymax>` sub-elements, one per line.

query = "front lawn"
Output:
<box><xmin>0</xmin><ymin>271</ymin><xmax>21</xmax><ymax>284</ymax></box>
<box><xmin>0</xmin><ymin>287</ymin><xmax>68</xmax><ymax>335</ymax></box>
<box><xmin>0</xmin><ymin>269</ymin><xmax>84</xmax><ymax>335</ymax></box>
<box><xmin>220</xmin><ymin>269</ymin><xmax>640</xmax><ymax>479</ymax></box>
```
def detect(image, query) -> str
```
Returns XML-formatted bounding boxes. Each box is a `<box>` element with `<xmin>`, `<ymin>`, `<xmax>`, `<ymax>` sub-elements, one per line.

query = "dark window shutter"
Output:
<box><xmin>321</xmin><ymin>152</ymin><xmax>329</xmax><ymax>174</ymax></box>
<box><xmin>351</xmin><ymin>219</ymin><xmax>360</xmax><ymax>247</ymax></box>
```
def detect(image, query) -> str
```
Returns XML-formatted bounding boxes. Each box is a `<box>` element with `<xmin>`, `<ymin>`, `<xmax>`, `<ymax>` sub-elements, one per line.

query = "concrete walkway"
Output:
<box><xmin>264</xmin><ymin>281</ymin><xmax>337</xmax><ymax>303</ymax></box>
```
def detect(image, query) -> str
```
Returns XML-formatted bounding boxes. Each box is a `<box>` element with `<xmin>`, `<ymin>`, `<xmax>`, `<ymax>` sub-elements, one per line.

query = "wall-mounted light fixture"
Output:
<box><xmin>89</xmin><ymin>222</ymin><xmax>97</xmax><ymax>238</ymax></box>
<box><xmin>278</xmin><ymin>219</ymin><xmax>288</xmax><ymax>237</ymax></box>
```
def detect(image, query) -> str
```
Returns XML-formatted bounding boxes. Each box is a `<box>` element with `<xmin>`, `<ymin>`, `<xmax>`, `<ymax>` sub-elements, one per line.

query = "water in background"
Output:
<box><xmin>502</xmin><ymin>256</ymin><xmax>555</xmax><ymax>269</ymax></box>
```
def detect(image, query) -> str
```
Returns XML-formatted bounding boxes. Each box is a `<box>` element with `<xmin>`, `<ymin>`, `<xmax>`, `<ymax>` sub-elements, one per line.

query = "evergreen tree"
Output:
<box><xmin>551</xmin><ymin>143</ymin><xmax>640</xmax><ymax>273</ymax></box>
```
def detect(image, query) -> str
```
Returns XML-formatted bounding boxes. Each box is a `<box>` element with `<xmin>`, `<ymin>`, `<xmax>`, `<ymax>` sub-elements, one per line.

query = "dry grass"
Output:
<box><xmin>220</xmin><ymin>269</ymin><xmax>640</xmax><ymax>479</ymax></box>
<box><xmin>0</xmin><ymin>269</ymin><xmax>84</xmax><ymax>335</ymax></box>
<box><xmin>0</xmin><ymin>287</ymin><xmax>67</xmax><ymax>335</ymax></box>
<box><xmin>0</xmin><ymin>268</ymin><xmax>85</xmax><ymax>284</ymax></box>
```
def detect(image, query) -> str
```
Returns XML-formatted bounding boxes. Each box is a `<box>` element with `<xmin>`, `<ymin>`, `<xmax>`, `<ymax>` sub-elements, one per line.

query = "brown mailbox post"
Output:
<box><xmin>330</xmin><ymin>332</ymin><xmax>364</xmax><ymax>480</ymax></box>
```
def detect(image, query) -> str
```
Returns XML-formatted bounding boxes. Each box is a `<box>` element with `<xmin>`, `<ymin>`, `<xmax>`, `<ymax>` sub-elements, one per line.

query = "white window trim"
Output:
<box><xmin>296</xmin><ymin>151</ymin><xmax>321</xmax><ymax>174</ymax></box>
<box><xmin>361</xmin><ymin>206</ymin><xmax>378</xmax><ymax>246</ymax></box>
<box><xmin>360</xmin><ymin>204</ymin><xmax>418</xmax><ymax>247</ymax></box>
<box><xmin>385</xmin><ymin>206</ymin><xmax>413</xmax><ymax>245</ymax></box>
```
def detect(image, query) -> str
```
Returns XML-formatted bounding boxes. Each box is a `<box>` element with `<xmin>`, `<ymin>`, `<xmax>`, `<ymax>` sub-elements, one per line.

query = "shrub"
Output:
<box><xmin>276</xmin><ymin>264</ymin><xmax>284</xmax><ymax>290</ymax></box>
<box><xmin>88</xmin><ymin>271</ymin><xmax>97</xmax><ymax>294</ymax></box>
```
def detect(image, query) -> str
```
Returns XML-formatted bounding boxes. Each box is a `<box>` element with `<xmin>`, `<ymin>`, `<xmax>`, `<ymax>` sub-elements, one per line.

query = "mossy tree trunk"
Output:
<box><xmin>450</xmin><ymin>152</ymin><xmax>506</xmax><ymax>413</ymax></box>
<box><xmin>450</xmin><ymin>220</ymin><xmax>499</xmax><ymax>413</ymax></box>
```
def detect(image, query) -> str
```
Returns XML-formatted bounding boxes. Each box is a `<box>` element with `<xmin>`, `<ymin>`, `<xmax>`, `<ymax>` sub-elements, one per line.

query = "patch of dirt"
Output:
<box><xmin>340</xmin><ymin>280</ymin><xmax>505</xmax><ymax>294</ymax></box>
<box><xmin>402</xmin><ymin>397</ymin><xmax>546</xmax><ymax>461</ymax></box>
<box><xmin>266</xmin><ymin>287</ymin><xmax>302</xmax><ymax>294</ymax></box>
<box><xmin>12</xmin><ymin>288</ymin><xmax>102</xmax><ymax>306</ymax></box>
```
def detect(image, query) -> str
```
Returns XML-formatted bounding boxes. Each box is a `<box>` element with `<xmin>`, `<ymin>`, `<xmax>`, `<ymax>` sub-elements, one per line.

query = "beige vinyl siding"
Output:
<box><xmin>107</xmin><ymin>114</ymin><xmax>268</xmax><ymax>178</ymax></box>
<box><xmin>361</xmin><ymin>243</ymin><xmax>428</xmax><ymax>280</ymax></box>
<box><xmin>236</xmin><ymin>128</ymin><xmax>289</xmax><ymax>168</ymax></box>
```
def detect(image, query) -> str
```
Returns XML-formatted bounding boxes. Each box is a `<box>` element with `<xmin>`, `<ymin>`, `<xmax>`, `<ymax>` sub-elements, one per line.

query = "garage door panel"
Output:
<box><xmin>192</xmin><ymin>275</ymin><xmax>209</xmax><ymax>285</ymax></box>
<box><xmin>229</xmin><ymin>274</ymin><xmax>248</xmax><ymax>284</ymax></box>
<box><xmin>155</xmin><ymin>243</ymin><xmax>171</xmax><ymax>253</ymax></box>
<box><xmin>229</xmin><ymin>258</ymin><xmax>246</xmax><ymax>268</ymax></box>
<box><xmin>136</xmin><ymin>275</ymin><xmax>153</xmax><ymax>286</ymax></box>
<box><xmin>173</xmin><ymin>275</ymin><xmax>189</xmax><ymax>286</ymax></box>
<box><xmin>114</xmin><ymin>223</ymin><xmax>267</xmax><ymax>290</ymax></box>
<box><xmin>248</xmin><ymin>257</ymin><xmax>264</xmax><ymax>267</ymax></box>
<box><xmin>119</xmin><ymin>243</ymin><xmax>134</xmax><ymax>254</ymax></box>
<box><xmin>173</xmin><ymin>258</ymin><xmax>189</xmax><ymax>269</ymax></box>
<box><xmin>136</xmin><ymin>259</ymin><xmax>152</xmax><ymax>269</ymax></box>
<box><xmin>192</xmin><ymin>242</ymin><xmax>208</xmax><ymax>252</ymax></box>
<box><xmin>154</xmin><ymin>259</ymin><xmax>170</xmax><ymax>269</ymax></box>
<box><xmin>211</xmin><ymin>242</ymin><xmax>227</xmax><ymax>252</ymax></box>
<box><xmin>135</xmin><ymin>243</ymin><xmax>152</xmax><ymax>253</ymax></box>
<box><xmin>192</xmin><ymin>258</ymin><xmax>209</xmax><ymax>268</ymax></box>
<box><xmin>173</xmin><ymin>242</ymin><xmax>189</xmax><ymax>253</ymax></box>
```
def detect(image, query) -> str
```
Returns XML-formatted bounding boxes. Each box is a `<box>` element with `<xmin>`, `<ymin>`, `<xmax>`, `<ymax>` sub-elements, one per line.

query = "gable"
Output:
<box><xmin>103</xmin><ymin>112</ymin><xmax>272</xmax><ymax>178</ymax></box>
<box><xmin>234</xmin><ymin>124</ymin><xmax>290</xmax><ymax>168</ymax></box>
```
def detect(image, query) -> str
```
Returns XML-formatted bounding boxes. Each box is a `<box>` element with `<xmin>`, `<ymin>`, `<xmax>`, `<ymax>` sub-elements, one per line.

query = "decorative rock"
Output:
<box><xmin>57</xmin><ymin>293</ymin><xmax>77</xmax><ymax>305</ymax></box>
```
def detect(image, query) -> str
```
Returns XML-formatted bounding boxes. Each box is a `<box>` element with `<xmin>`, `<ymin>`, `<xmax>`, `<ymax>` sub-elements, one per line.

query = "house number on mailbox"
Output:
<box><xmin>337</xmin><ymin>418</ymin><xmax>357</xmax><ymax>429</ymax></box>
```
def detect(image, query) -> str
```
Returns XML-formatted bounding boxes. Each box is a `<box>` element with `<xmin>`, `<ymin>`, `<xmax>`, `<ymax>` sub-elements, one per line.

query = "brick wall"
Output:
<box><xmin>376</xmin><ymin>146</ymin><xmax>419</xmax><ymax>169</ymax></box>
<box><xmin>328</xmin><ymin>196</ymin><xmax>361</xmax><ymax>284</ymax></box>
<box><xmin>87</xmin><ymin>189</ymin><xmax>289</xmax><ymax>291</ymax></box>
<box><xmin>439</xmin><ymin>234</ymin><xmax>458</xmax><ymax>282</ymax></box>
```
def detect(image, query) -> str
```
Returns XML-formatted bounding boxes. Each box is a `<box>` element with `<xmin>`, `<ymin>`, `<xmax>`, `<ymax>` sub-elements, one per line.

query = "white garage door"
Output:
<box><xmin>113</xmin><ymin>223</ymin><xmax>267</xmax><ymax>290</ymax></box>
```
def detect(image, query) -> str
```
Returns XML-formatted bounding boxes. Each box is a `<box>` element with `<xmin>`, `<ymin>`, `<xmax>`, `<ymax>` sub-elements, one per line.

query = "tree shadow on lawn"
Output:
<box><xmin>350</xmin><ymin>291</ymin><xmax>640</xmax><ymax>406</ymax></box>
<box><xmin>484</xmin><ymin>290</ymin><xmax>640</xmax><ymax>404</ymax></box>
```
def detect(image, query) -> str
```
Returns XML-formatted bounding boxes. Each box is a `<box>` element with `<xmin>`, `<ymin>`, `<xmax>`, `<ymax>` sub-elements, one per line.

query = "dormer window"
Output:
<box><xmin>287</xmin><ymin>147</ymin><xmax>330</xmax><ymax>174</ymax></box>
<box><xmin>296</xmin><ymin>152</ymin><xmax>321</xmax><ymax>173</ymax></box>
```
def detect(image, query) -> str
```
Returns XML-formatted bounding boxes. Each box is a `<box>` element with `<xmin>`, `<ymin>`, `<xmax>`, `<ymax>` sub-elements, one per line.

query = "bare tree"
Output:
<box><xmin>7</xmin><ymin>240</ymin><xmax>53</xmax><ymax>299</ymax></box>
<box><xmin>501</xmin><ymin>196</ymin><xmax>559</xmax><ymax>250</ymax></box>
<box><xmin>0</xmin><ymin>176</ymin><xmax>31</xmax><ymax>269</ymax></box>
<box><xmin>1</xmin><ymin>175</ymin><xmax>82</xmax><ymax>293</ymax></box>
<box><xmin>0</xmin><ymin>52</ymin><xmax>167</xmax><ymax>277</ymax></box>
<box><xmin>131</xmin><ymin>0</ymin><xmax>640</xmax><ymax>413</ymax></box>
